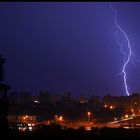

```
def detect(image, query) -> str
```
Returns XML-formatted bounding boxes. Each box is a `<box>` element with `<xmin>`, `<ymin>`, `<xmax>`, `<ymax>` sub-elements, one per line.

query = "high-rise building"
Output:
<box><xmin>9</xmin><ymin>92</ymin><xmax>18</xmax><ymax>104</ymax></box>
<box><xmin>0</xmin><ymin>55</ymin><xmax>5</xmax><ymax>82</ymax></box>
<box><xmin>20</xmin><ymin>91</ymin><xmax>32</xmax><ymax>105</ymax></box>
<box><xmin>0</xmin><ymin>55</ymin><xmax>10</xmax><ymax>131</ymax></box>
<box><xmin>39</xmin><ymin>91</ymin><xmax>52</xmax><ymax>105</ymax></box>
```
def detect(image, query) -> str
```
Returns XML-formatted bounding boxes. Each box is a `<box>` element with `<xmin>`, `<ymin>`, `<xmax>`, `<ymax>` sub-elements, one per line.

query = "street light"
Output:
<box><xmin>87</xmin><ymin>112</ymin><xmax>91</xmax><ymax>122</ymax></box>
<box><xmin>114</xmin><ymin>117</ymin><xmax>117</xmax><ymax>121</ymax></box>
<box><xmin>55</xmin><ymin>115</ymin><xmax>63</xmax><ymax>123</ymax></box>
<box><xmin>59</xmin><ymin>116</ymin><xmax>63</xmax><ymax>121</ymax></box>
<box><xmin>125</xmin><ymin>114</ymin><xmax>129</xmax><ymax>118</ymax></box>
<box><xmin>23</xmin><ymin>117</ymin><xmax>26</xmax><ymax>120</ymax></box>
<box><xmin>110</xmin><ymin>106</ymin><xmax>113</xmax><ymax>109</ymax></box>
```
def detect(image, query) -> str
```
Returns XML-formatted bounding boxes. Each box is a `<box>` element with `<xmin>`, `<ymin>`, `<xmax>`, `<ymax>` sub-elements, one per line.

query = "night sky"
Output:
<box><xmin>0</xmin><ymin>2</ymin><xmax>140</xmax><ymax>97</ymax></box>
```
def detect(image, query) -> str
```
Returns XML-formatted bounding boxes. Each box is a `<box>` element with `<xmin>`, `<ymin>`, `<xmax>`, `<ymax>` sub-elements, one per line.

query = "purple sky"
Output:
<box><xmin>0</xmin><ymin>2</ymin><xmax>140</xmax><ymax>97</ymax></box>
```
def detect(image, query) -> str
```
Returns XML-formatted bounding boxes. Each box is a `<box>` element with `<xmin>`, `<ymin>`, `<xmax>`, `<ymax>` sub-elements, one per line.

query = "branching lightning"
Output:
<box><xmin>109</xmin><ymin>3</ymin><xmax>132</xmax><ymax>96</ymax></box>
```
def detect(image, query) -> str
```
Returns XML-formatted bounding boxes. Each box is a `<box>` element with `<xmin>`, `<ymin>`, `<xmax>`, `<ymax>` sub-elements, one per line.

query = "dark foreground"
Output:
<box><xmin>2</xmin><ymin>124</ymin><xmax>140</xmax><ymax>139</ymax></box>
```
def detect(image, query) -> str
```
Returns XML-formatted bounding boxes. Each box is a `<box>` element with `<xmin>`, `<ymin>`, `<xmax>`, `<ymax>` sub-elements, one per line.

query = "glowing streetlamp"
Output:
<box><xmin>59</xmin><ymin>116</ymin><xmax>63</xmax><ymax>121</ymax></box>
<box><xmin>125</xmin><ymin>114</ymin><xmax>129</xmax><ymax>118</ymax></box>
<box><xmin>87</xmin><ymin>112</ymin><xmax>91</xmax><ymax>122</ymax></box>
<box><xmin>110</xmin><ymin>106</ymin><xmax>113</xmax><ymax>109</ymax></box>
<box><xmin>114</xmin><ymin>117</ymin><xmax>117</xmax><ymax>121</ymax></box>
<box><xmin>59</xmin><ymin>116</ymin><xmax>63</xmax><ymax>125</ymax></box>
<box><xmin>54</xmin><ymin>115</ymin><xmax>64</xmax><ymax>124</ymax></box>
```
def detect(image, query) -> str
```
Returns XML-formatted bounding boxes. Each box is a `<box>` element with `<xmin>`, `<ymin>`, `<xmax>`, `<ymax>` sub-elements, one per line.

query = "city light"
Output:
<box><xmin>110</xmin><ymin>106</ymin><xmax>113</xmax><ymax>109</ymax></box>
<box><xmin>29</xmin><ymin>126</ymin><xmax>32</xmax><ymax>131</ymax></box>
<box><xmin>59</xmin><ymin>116</ymin><xmax>63</xmax><ymax>121</ymax></box>
<box><xmin>110</xmin><ymin>106</ymin><xmax>114</xmax><ymax>109</ymax></box>
<box><xmin>132</xmin><ymin>114</ymin><xmax>135</xmax><ymax>117</ymax></box>
<box><xmin>85</xmin><ymin>126</ymin><xmax>91</xmax><ymax>131</ymax></box>
<box><xmin>54</xmin><ymin>115</ymin><xmax>64</xmax><ymax>123</ymax></box>
<box><xmin>34</xmin><ymin>100</ymin><xmax>40</xmax><ymax>104</ymax></box>
<box><xmin>32</xmin><ymin>124</ymin><xmax>35</xmax><ymax>126</ymax></box>
<box><xmin>125</xmin><ymin>114</ymin><xmax>129</xmax><ymax>118</ymax></box>
<box><xmin>87</xmin><ymin>112</ymin><xmax>91</xmax><ymax>122</ymax></box>
<box><xmin>28</xmin><ymin>124</ymin><xmax>31</xmax><ymax>126</ymax></box>
<box><xmin>87</xmin><ymin>112</ymin><xmax>91</xmax><ymax>116</ymax></box>
<box><xmin>114</xmin><ymin>117</ymin><xmax>117</xmax><ymax>121</ymax></box>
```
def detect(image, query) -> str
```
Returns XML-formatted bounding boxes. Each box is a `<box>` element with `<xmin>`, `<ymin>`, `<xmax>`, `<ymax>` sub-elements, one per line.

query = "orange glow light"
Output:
<box><xmin>87</xmin><ymin>112</ymin><xmax>91</xmax><ymax>116</ymax></box>
<box><xmin>125</xmin><ymin>114</ymin><xmax>129</xmax><ymax>118</ymax></box>
<box><xmin>110</xmin><ymin>106</ymin><xmax>113</xmax><ymax>109</ymax></box>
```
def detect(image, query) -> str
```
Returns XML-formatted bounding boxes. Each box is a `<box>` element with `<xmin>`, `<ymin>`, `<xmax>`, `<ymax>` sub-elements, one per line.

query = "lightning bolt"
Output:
<box><xmin>109</xmin><ymin>3</ymin><xmax>132</xmax><ymax>96</ymax></box>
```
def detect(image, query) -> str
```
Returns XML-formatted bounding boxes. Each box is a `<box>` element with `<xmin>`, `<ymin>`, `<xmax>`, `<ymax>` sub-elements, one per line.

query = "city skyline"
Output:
<box><xmin>1</xmin><ymin>2</ymin><xmax>140</xmax><ymax>96</ymax></box>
